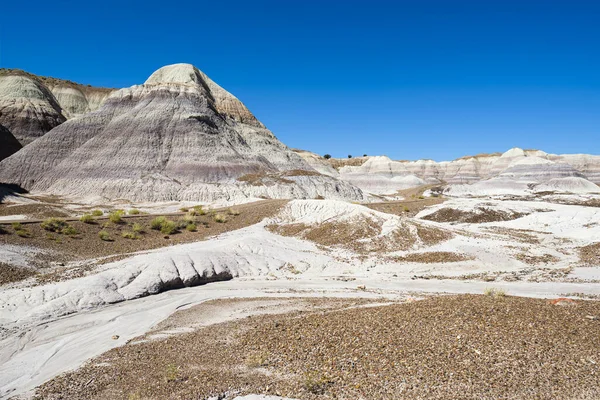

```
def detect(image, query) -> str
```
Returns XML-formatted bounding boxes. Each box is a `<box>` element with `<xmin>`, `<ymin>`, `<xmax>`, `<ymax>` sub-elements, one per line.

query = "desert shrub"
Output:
<box><xmin>132</xmin><ymin>223</ymin><xmax>144</xmax><ymax>233</ymax></box>
<box><xmin>41</xmin><ymin>218</ymin><xmax>68</xmax><ymax>232</ymax></box>
<box><xmin>91</xmin><ymin>210</ymin><xmax>103</xmax><ymax>217</ymax></box>
<box><xmin>192</xmin><ymin>205</ymin><xmax>206</xmax><ymax>215</ymax></box>
<box><xmin>160</xmin><ymin>220</ymin><xmax>178</xmax><ymax>235</ymax></box>
<box><xmin>80</xmin><ymin>214</ymin><xmax>94</xmax><ymax>224</ymax></box>
<box><xmin>179</xmin><ymin>207</ymin><xmax>189</xmax><ymax>213</ymax></box>
<box><xmin>363</xmin><ymin>154</ymin><xmax>367</xmax><ymax>157</ymax></box>
<box><xmin>151</xmin><ymin>216</ymin><xmax>167</xmax><ymax>230</ymax></box>
<box><xmin>484</xmin><ymin>288</ymin><xmax>506</xmax><ymax>298</ymax></box>
<box><xmin>403</xmin><ymin>206</ymin><xmax>410</xmax><ymax>213</ymax></box>
<box><xmin>16</xmin><ymin>229</ymin><xmax>31</xmax><ymax>238</ymax></box>
<box><xmin>122</xmin><ymin>231</ymin><xmax>139</xmax><ymax>240</ymax></box>
<box><xmin>98</xmin><ymin>231</ymin><xmax>111</xmax><ymax>241</ymax></box>
<box><xmin>323</xmin><ymin>154</ymin><xmax>332</xmax><ymax>159</ymax></box>
<box><xmin>109</xmin><ymin>212</ymin><xmax>123</xmax><ymax>224</ymax></box>
<box><xmin>61</xmin><ymin>226</ymin><xmax>77</xmax><ymax>235</ymax></box>
<box><xmin>11</xmin><ymin>222</ymin><xmax>22</xmax><ymax>231</ymax></box>
<box><xmin>348</xmin><ymin>155</ymin><xmax>352</xmax><ymax>158</ymax></box>
<box><xmin>186</xmin><ymin>223</ymin><xmax>197</xmax><ymax>232</ymax></box>
<box><xmin>213</xmin><ymin>213</ymin><xmax>228</xmax><ymax>223</ymax></box>
<box><xmin>418</xmin><ymin>195</ymin><xmax>425</xmax><ymax>200</ymax></box>
<box><xmin>303</xmin><ymin>371</ymin><xmax>332</xmax><ymax>395</ymax></box>
<box><xmin>228</xmin><ymin>208</ymin><xmax>240</xmax><ymax>216</ymax></box>
<box><xmin>128</xmin><ymin>209</ymin><xmax>140</xmax><ymax>215</ymax></box>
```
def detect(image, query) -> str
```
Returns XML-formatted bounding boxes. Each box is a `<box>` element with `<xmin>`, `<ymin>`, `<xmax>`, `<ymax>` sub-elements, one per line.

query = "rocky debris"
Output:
<box><xmin>0</xmin><ymin>124</ymin><xmax>21</xmax><ymax>161</ymax></box>
<box><xmin>35</xmin><ymin>295</ymin><xmax>600</xmax><ymax>400</ymax></box>
<box><xmin>0</xmin><ymin>64</ymin><xmax>363</xmax><ymax>203</ymax></box>
<box><xmin>421</xmin><ymin>206</ymin><xmax>528</xmax><ymax>223</ymax></box>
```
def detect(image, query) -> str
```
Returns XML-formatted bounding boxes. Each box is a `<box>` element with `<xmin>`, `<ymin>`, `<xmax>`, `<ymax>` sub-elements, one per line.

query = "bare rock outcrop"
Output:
<box><xmin>0</xmin><ymin>72</ymin><xmax>66</xmax><ymax>146</ymax></box>
<box><xmin>0</xmin><ymin>124</ymin><xmax>21</xmax><ymax>161</ymax></box>
<box><xmin>0</xmin><ymin>64</ymin><xmax>363</xmax><ymax>203</ymax></box>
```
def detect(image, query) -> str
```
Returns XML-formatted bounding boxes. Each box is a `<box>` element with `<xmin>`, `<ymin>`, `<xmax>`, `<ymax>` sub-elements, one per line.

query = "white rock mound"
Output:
<box><xmin>533</xmin><ymin>177</ymin><xmax>600</xmax><ymax>194</ymax></box>
<box><xmin>0</xmin><ymin>74</ymin><xmax>66</xmax><ymax>145</ymax></box>
<box><xmin>0</xmin><ymin>64</ymin><xmax>363</xmax><ymax>203</ymax></box>
<box><xmin>339</xmin><ymin>156</ymin><xmax>427</xmax><ymax>194</ymax></box>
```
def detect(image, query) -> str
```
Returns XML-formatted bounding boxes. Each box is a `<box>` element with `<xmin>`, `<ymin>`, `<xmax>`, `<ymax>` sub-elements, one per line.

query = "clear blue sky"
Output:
<box><xmin>1</xmin><ymin>0</ymin><xmax>599</xmax><ymax>161</ymax></box>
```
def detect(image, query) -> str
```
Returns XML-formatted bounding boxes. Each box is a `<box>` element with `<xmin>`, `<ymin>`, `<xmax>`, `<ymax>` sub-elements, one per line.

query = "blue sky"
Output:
<box><xmin>1</xmin><ymin>0</ymin><xmax>599</xmax><ymax>161</ymax></box>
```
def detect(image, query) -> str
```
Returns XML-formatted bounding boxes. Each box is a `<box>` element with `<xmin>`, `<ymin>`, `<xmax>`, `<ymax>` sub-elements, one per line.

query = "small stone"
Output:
<box><xmin>112</xmin><ymin>335</ymin><xmax>120</xmax><ymax>340</ymax></box>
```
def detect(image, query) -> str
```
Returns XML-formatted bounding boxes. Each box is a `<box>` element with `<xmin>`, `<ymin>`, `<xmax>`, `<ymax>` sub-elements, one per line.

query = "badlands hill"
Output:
<box><xmin>0</xmin><ymin>124</ymin><xmax>21</xmax><ymax>161</ymax></box>
<box><xmin>0</xmin><ymin>69</ymin><xmax>114</xmax><ymax>145</ymax></box>
<box><xmin>0</xmin><ymin>64</ymin><xmax>363</xmax><ymax>203</ymax></box>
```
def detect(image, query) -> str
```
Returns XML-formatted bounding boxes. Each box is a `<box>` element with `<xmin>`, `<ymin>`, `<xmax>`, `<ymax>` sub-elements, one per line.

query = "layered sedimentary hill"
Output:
<box><xmin>0</xmin><ymin>124</ymin><xmax>21</xmax><ymax>161</ymax></box>
<box><xmin>0</xmin><ymin>69</ymin><xmax>114</xmax><ymax>146</ymax></box>
<box><xmin>0</xmin><ymin>64</ymin><xmax>363</xmax><ymax>203</ymax></box>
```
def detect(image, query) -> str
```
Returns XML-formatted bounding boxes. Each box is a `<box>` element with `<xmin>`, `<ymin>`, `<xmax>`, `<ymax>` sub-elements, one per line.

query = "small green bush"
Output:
<box><xmin>91</xmin><ymin>210</ymin><xmax>103</xmax><ymax>217</ymax></box>
<box><xmin>128</xmin><ymin>209</ymin><xmax>140</xmax><ymax>215</ymax></box>
<box><xmin>151</xmin><ymin>216</ymin><xmax>167</xmax><ymax>230</ymax></box>
<box><xmin>80</xmin><ymin>214</ymin><xmax>94</xmax><ymax>224</ymax></box>
<box><xmin>122</xmin><ymin>231</ymin><xmax>139</xmax><ymax>240</ymax></box>
<box><xmin>228</xmin><ymin>208</ymin><xmax>240</xmax><ymax>216</ymax></box>
<box><xmin>484</xmin><ymin>288</ymin><xmax>506</xmax><ymax>298</ymax></box>
<box><xmin>179</xmin><ymin>207</ymin><xmax>189</xmax><ymax>213</ymax></box>
<box><xmin>41</xmin><ymin>218</ymin><xmax>68</xmax><ymax>232</ymax></box>
<box><xmin>323</xmin><ymin>154</ymin><xmax>332</xmax><ymax>159</ymax></box>
<box><xmin>16</xmin><ymin>229</ymin><xmax>31</xmax><ymax>238</ymax></box>
<box><xmin>109</xmin><ymin>212</ymin><xmax>123</xmax><ymax>224</ymax></box>
<box><xmin>12</xmin><ymin>222</ymin><xmax>23</xmax><ymax>230</ymax></box>
<box><xmin>192</xmin><ymin>205</ymin><xmax>206</xmax><ymax>215</ymax></box>
<box><xmin>98</xmin><ymin>231</ymin><xmax>111</xmax><ymax>241</ymax></box>
<box><xmin>132</xmin><ymin>223</ymin><xmax>144</xmax><ymax>233</ymax></box>
<box><xmin>214</xmin><ymin>213</ymin><xmax>228</xmax><ymax>223</ymax></box>
<box><xmin>61</xmin><ymin>226</ymin><xmax>78</xmax><ymax>236</ymax></box>
<box><xmin>160</xmin><ymin>220</ymin><xmax>178</xmax><ymax>235</ymax></box>
<box><xmin>186</xmin><ymin>223</ymin><xmax>197</xmax><ymax>232</ymax></box>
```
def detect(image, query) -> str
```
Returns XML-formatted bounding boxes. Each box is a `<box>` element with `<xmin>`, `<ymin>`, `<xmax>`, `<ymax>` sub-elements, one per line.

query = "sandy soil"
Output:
<box><xmin>35</xmin><ymin>294</ymin><xmax>600</xmax><ymax>400</ymax></box>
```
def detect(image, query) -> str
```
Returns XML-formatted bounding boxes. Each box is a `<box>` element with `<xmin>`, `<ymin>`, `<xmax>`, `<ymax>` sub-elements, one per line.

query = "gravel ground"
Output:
<box><xmin>36</xmin><ymin>295</ymin><xmax>600</xmax><ymax>399</ymax></box>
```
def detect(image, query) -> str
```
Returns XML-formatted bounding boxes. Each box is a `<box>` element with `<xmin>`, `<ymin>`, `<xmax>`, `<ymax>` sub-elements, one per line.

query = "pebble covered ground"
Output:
<box><xmin>36</xmin><ymin>294</ymin><xmax>600</xmax><ymax>399</ymax></box>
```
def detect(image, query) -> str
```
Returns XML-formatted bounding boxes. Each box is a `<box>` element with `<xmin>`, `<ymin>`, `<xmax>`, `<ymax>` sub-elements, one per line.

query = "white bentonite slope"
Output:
<box><xmin>0</xmin><ymin>64</ymin><xmax>364</xmax><ymax>203</ymax></box>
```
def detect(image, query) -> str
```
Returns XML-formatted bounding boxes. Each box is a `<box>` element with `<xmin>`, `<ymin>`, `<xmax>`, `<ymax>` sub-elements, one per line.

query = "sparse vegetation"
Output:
<box><xmin>61</xmin><ymin>226</ymin><xmax>78</xmax><ymax>236</ymax></box>
<box><xmin>109</xmin><ymin>212</ymin><xmax>123</xmax><ymax>224</ymax></box>
<box><xmin>323</xmin><ymin>154</ymin><xmax>332</xmax><ymax>159</ymax></box>
<box><xmin>303</xmin><ymin>371</ymin><xmax>332</xmax><ymax>395</ymax></box>
<box><xmin>132</xmin><ymin>223</ymin><xmax>144</xmax><ymax>233</ymax></box>
<box><xmin>192</xmin><ymin>205</ymin><xmax>206</xmax><ymax>215</ymax></box>
<box><xmin>228</xmin><ymin>208</ymin><xmax>240</xmax><ymax>216</ymax></box>
<box><xmin>16</xmin><ymin>229</ymin><xmax>32</xmax><ymax>238</ymax></box>
<box><xmin>484</xmin><ymin>288</ymin><xmax>506</xmax><ymax>297</ymax></box>
<box><xmin>80</xmin><ymin>214</ymin><xmax>94</xmax><ymax>224</ymax></box>
<box><xmin>150</xmin><ymin>216</ymin><xmax>179</xmax><ymax>234</ymax></box>
<box><xmin>186</xmin><ymin>223</ymin><xmax>197</xmax><ymax>232</ymax></box>
<box><xmin>214</xmin><ymin>213</ymin><xmax>228</xmax><ymax>223</ymax></box>
<box><xmin>41</xmin><ymin>218</ymin><xmax>68</xmax><ymax>232</ymax></box>
<box><xmin>160</xmin><ymin>220</ymin><xmax>178</xmax><ymax>235</ymax></box>
<box><xmin>98</xmin><ymin>231</ymin><xmax>112</xmax><ymax>241</ymax></box>
<box><xmin>348</xmin><ymin>154</ymin><xmax>352</xmax><ymax>158</ymax></box>
<box><xmin>179</xmin><ymin>207</ymin><xmax>189</xmax><ymax>213</ymax></box>
<box><xmin>12</xmin><ymin>222</ymin><xmax>23</xmax><ymax>231</ymax></box>
<box><xmin>164</xmin><ymin>364</ymin><xmax>179</xmax><ymax>383</ymax></box>
<box><xmin>122</xmin><ymin>231</ymin><xmax>139</xmax><ymax>240</ymax></box>
<box><xmin>151</xmin><ymin>216</ymin><xmax>167</xmax><ymax>230</ymax></box>
<box><xmin>245</xmin><ymin>351</ymin><xmax>269</xmax><ymax>368</ymax></box>
<box><xmin>128</xmin><ymin>209</ymin><xmax>140</xmax><ymax>215</ymax></box>
<box><xmin>91</xmin><ymin>210</ymin><xmax>103</xmax><ymax>217</ymax></box>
